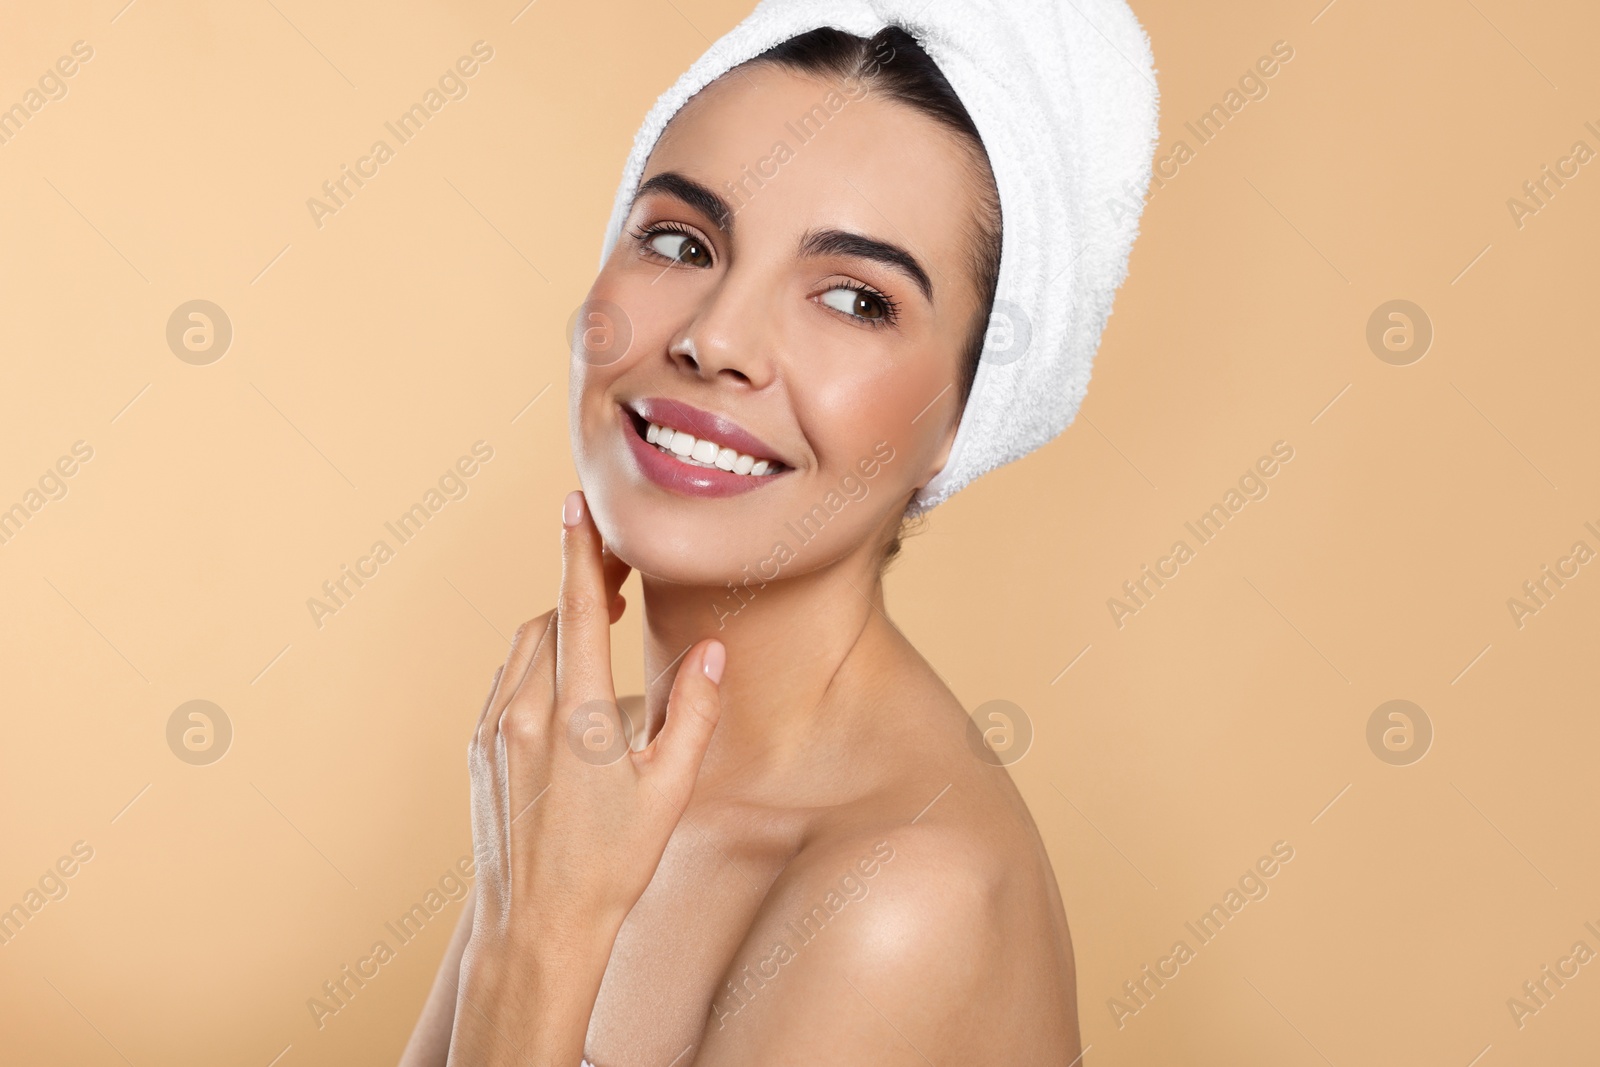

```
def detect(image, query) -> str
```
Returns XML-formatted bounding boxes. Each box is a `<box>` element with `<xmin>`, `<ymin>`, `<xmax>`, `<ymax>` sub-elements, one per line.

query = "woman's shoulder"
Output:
<box><xmin>694</xmin><ymin>785</ymin><xmax>1076</xmax><ymax>1058</ymax></box>
<box><xmin>763</xmin><ymin>812</ymin><xmax>1023</xmax><ymax>947</ymax></box>
<box><xmin>769</xmin><ymin>757</ymin><xmax>1059</xmax><ymax>947</ymax></box>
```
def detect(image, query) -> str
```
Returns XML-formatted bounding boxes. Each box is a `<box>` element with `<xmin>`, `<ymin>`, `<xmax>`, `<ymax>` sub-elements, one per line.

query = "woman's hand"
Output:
<box><xmin>447</xmin><ymin>489</ymin><xmax>726</xmax><ymax>1066</ymax></box>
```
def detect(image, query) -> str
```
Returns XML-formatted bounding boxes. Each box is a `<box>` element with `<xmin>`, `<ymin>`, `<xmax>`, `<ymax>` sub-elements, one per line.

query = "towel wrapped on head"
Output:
<box><xmin>599</xmin><ymin>0</ymin><xmax>1160</xmax><ymax>514</ymax></box>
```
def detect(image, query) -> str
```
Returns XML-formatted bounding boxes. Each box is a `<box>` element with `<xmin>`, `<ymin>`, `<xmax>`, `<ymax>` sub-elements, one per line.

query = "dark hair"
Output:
<box><xmin>742</xmin><ymin>25</ymin><xmax>1004</xmax><ymax>572</ymax></box>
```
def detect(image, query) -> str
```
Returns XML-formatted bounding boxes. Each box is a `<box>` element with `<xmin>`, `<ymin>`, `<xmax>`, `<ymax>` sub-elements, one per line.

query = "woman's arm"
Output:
<box><xmin>396</xmin><ymin>886</ymin><xmax>475</xmax><ymax>1066</ymax></box>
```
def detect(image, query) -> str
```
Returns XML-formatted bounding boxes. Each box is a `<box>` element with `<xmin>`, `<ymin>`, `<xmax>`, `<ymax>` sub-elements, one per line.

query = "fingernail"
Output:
<box><xmin>562</xmin><ymin>490</ymin><xmax>584</xmax><ymax>528</ymax></box>
<box><xmin>702</xmin><ymin>640</ymin><xmax>726</xmax><ymax>685</ymax></box>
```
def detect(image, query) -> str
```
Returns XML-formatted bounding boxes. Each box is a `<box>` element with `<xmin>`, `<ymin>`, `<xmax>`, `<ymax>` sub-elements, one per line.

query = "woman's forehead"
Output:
<box><xmin>640</xmin><ymin>64</ymin><xmax>981</xmax><ymax>269</ymax></box>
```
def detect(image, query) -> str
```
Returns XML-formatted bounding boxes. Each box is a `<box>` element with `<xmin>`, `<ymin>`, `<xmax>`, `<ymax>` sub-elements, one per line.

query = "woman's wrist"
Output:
<box><xmin>448</xmin><ymin>924</ymin><xmax>617</xmax><ymax>1066</ymax></box>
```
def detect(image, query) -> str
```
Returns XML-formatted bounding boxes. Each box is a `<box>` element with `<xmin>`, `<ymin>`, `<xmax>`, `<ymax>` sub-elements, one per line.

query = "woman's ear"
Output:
<box><xmin>914</xmin><ymin>410</ymin><xmax>961</xmax><ymax>491</ymax></box>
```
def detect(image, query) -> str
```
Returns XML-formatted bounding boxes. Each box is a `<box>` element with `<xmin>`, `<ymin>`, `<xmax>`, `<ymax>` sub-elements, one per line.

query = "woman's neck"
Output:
<box><xmin>635</xmin><ymin>548</ymin><xmax>894</xmax><ymax>789</ymax></box>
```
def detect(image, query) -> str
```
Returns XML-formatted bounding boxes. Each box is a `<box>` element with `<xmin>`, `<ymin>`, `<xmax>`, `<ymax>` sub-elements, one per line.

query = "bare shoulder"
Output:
<box><xmin>691</xmin><ymin>707</ymin><xmax>1080</xmax><ymax>1060</ymax></box>
<box><xmin>756</xmin><ymin>816</ymin><xmax>1025</xmax><ymax>964</ymax></box>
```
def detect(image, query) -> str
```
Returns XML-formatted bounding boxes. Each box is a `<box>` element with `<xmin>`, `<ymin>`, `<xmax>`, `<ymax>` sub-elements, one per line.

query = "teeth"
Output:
<box><xmin>642</xmin><ymin>419</ymin><xmax>780</xmax><ymax>475</ymax></box>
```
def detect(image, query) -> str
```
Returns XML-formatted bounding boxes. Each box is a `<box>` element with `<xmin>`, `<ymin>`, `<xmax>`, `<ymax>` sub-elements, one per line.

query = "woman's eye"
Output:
<box><xmin>819</xmin><ymin>286</ymin><xmax>887</xmax><ymax>321</ymax></box>
<box><xmin>647</xmin><ymin>232</ymin><xmax>711</xmax><ymax>268</ymax></box>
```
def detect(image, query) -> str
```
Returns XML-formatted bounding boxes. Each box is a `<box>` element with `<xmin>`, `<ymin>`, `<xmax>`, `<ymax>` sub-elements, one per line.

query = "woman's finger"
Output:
<box><xmin>483</xmin><ymin>612</ymin><xmax>556</xmax><ymax>739</ymax></box>
<box><xmin>640</xmin><ymin>639</ymin><xmax>724</xmax><ymax>808</ymax></box>
<box><xmin>494</xmin><ymin>544</ymin><xmax>631</xmax><ymax>714</ymax></box>
<box><xmin>512</xmin><ymin>567</ymin><xmax>629</xmax><ymax>701</ymax></box>
<box><xmin>555</xmin><ymin>490</ymin><xmax>617</xmax><ymax>713</ymax></box>
<box><xmin>481</xmin><ymin>503</ymin><xmax>631</xmax><ymax>738</ymax></box>
<box><xmin>473</xmin><ymin>663</ymin><xmax>505</xmax><ymax>734</ymax></box>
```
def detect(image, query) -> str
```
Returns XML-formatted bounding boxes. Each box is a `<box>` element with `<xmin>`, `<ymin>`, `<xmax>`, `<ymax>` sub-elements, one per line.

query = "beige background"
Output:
<box><xmin>2</xmin><ymin>0</ymin><xmax>1596</xmax><ymax>1063</ymax></box>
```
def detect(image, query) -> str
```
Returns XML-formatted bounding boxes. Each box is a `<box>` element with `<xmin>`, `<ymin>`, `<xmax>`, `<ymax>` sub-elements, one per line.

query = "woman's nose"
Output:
<box><xmin>667</xmin><ymin>277</ymin><xmax>778</xmax><ymax>388</ymax></box>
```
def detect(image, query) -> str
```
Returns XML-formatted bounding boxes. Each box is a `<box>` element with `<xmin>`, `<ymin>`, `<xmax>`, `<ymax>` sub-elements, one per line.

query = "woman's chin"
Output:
<box><xmin>589</xmin><ymin>505</ymin><xmax>758</xmax><ymax>589</ymax></box>
<box><xmin>617</xmin><ymin>546</ymin><xmax>766</xmax><ymax>593</ymax></box>
<box><xmin>581</xmin><ymin>462</ymin><xmax>877</xmax><ymax>590</ymax></box>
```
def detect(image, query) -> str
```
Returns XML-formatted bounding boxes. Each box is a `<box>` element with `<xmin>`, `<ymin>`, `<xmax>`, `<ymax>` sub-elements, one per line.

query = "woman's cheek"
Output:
<box><xmin>823</xmin><ymin>357</ymin><xmax>926</xmax><ymax>462</ymax></box>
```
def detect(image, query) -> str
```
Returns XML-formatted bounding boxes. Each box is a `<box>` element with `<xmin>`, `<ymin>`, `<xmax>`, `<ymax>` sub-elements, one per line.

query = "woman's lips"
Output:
<box><xmin>627</xmin><ymin>396</ymin><xmax>786</xmax><ymax>464</ymax></box>
<box><xmin>618</xmin><ymin>404</ymin><xmax>791</xmax><ymax>498</ymax></box>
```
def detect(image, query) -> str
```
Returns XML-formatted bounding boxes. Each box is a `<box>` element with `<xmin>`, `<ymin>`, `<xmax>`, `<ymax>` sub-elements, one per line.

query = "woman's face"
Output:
<box><xmin>571</xmin><ymin>62</ymin><xmax>989</xmax><ymax>587</ymax></box>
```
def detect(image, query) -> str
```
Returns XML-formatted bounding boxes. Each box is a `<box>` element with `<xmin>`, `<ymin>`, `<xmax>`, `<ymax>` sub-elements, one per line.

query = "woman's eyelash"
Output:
<box><xmin>628</xmin><ymin>221</ymin><xmax>707</xmax><ymax>260</ymax></box>
<box><xmin>830</xmin><ymin>282</ymin><xmax>900</xmax><ymax>328</ymax></box>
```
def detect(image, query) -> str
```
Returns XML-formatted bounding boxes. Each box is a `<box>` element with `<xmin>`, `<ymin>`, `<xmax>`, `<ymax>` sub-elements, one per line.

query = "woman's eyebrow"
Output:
<box><xmin>631</xmin><ymin>171</ymin><xmax>733</xmax><ymax>233</ymax></box>
<box><xmin>627</xmin><ymin>177</ymin><xmax>933</xmax><ymax>303</ymax></box>
<box><xmin>798</xmin><ymin>228</ymin><xmax>934</xmax><ymax>303</ymax></box>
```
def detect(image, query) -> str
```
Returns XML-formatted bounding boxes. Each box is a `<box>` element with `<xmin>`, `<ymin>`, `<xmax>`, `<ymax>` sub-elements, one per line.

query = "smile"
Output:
<box><xmin>619</xmin><ymin>400</ymin><xmax>793</xmax><ymax>498</ymax></box>
<box><xmin>641</xmin><ymin>418</ymin><xmax>780</xmax><ymax>476</ymax></box>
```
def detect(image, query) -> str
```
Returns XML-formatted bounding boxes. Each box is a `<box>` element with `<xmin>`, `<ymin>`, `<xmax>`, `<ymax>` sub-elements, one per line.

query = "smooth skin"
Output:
<box><xmin>401</xmin><ymin>63</ymin><xmax>1079</xmax><ymax>1066</ymax></box>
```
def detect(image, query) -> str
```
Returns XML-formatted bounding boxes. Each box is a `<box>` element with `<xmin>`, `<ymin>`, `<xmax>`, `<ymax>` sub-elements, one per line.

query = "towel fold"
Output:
<box><xmin>599</xmin><ymin>0</ymin><xmax>1159</xmax><ymax>514</ymax></box>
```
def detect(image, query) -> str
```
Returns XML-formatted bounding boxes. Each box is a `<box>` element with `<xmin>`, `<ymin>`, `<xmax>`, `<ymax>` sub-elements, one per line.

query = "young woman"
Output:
<box><xmin>400</xmin><ymin>4</ymin><xmax>1155</xmax><ymax>1063</ymax></box>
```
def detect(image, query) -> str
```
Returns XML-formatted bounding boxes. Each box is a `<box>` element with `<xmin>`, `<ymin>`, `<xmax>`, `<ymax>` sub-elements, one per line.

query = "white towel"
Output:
<box><xmin>598</xmin><ymin>0</ymin><xmax>1159</xmax><ymax>514</ymax></box>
